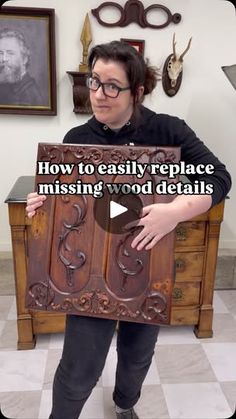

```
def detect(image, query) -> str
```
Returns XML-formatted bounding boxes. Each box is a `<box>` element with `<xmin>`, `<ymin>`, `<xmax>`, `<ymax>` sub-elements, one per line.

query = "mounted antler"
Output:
<box><xmin>162</xmin><ymin>34</ymin><xmax>193</xmax><ymax>96</ymax></box>
<box><xmin>172</xmin><ymin>33</ymin><xmax>177</xmax><ymax>61</ymax></box>
<box><xmin>179</xmin><ymin>37</ymin><xmax>192</xmax><ymax>62</ymax></box>
<box><xmin>166</xmin><ymin>34</ymin><xmax>192</xmax><ymax>88</ymax></box>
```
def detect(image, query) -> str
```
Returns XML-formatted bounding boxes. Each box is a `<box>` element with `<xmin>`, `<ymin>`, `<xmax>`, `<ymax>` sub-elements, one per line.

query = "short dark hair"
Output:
<box><xmin>0</xmin><ymin>28</ymin><xmax>30</xmax><ymax>68</ymax></box>
<box><xmin>88</xmin><ymin>40</ymin><xmax>159</xmax><ymax>104</ymax></box>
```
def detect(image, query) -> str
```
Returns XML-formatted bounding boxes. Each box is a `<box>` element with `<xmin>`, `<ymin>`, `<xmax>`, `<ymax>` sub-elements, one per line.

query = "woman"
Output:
<box><xmin>26</xmin><ymin>41</ymin><xmax>231</xmax><ymax>419</ymax></box>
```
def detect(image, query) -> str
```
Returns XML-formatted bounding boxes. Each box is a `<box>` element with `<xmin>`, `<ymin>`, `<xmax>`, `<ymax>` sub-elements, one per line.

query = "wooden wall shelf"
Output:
<box><xmin>67</xmin><ymin>71</ymin><xmax>92</xmax><ymax>114</ymax></box>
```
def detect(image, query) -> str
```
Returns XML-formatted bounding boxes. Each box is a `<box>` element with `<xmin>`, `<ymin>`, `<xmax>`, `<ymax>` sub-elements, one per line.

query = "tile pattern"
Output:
<box><xmin>215</xmin><ymin>256</ymin><xmax>236</xmax><ymax>289</ymax></box>
<box><xmin>0</xmin><ymin>291</ymin><xmax>235</xmax><ymax>419</ymax></box>
<box><xmin>0</xmin><ymin>259</ymin><xmax>15</xmax><ymax>296</ymax></box>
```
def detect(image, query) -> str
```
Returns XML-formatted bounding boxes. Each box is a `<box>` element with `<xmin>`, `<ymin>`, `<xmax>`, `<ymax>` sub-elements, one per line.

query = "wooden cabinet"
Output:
<box><xmin>171</xmin><ymin>207</ymin><xmax>224</xmax><ymax>335</ymax></box>
<box><xmin>5</xmin><ymin>176</ymin><xmax>225</xmax><ymax>349</ymax></box>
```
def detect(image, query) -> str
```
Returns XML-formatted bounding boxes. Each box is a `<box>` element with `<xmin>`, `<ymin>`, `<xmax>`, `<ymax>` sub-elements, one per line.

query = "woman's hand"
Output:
<box><xmin>26</xmin><ymin>192</ymin><xmax>46</xmax><ymax>218</ymax></box>
<box><xmin>131</xmin><ymin>203</ymin><xmax>178</xmax><ymax>251</ymax></box>
<box><xmin>131</xmin><ymin>194</ymin><xmax>212</xmax><ymax>251</ymax></box>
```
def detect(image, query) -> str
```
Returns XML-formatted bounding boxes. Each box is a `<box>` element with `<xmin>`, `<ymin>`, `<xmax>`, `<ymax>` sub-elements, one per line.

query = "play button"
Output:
<box><xmin>110</xmin><ymin>201</ymin><xmax>128</xmax><ymax>219</ymax></box>
<box><xmin>94</xmin><ymin>187</ymin><xmax>143</xmax><ymax>234</ymax></box>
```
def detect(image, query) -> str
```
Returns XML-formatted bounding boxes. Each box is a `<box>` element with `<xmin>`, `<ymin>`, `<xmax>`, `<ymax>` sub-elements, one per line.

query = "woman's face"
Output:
<box><xmin>90</xmin><ymin>59</ymin><xmax>134</xmax><ymax>130</ymax></box>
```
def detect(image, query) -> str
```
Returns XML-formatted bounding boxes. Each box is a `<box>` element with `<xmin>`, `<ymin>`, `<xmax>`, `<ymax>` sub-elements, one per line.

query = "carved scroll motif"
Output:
<box><xmin>58</xmin><ymin>197</ymin><xmax>87</xmax><ymax>287</ymax></box>
<box><xmin>150</xmin><ymin>148</ymin><xmax>178</xmax><ymax>165</ymax></box>
<box><xmin>50</xmin><ymin>290</ymin><xmax>138</xmax><ymax>317</ymax></box>
<box><xmin>140</xmin><ymin>292</ymin><xmax>167</xmax><ymax>321</ymax></box>
<box><xmin>28</xmin><ymin>282</ymin><xmax>55</xmax><ymax>308</ymax></box>
<box><xmin>49</xmin><ymin>289</ymin><xmax>167</xmax><ymax>322</ymax></box>
<box><xmin>67</xmin><ymin>147</ymin><xmax>104</xmax><ymax>164</ymax></box>
<box><xmin>115</xmin><ymin>234</ymin><xmax>144</xmax><ymax>292</ymax></box>
<box><xmin>38</xmin><ymin>144</ymin><xmax>180</xmax><ymax>168</ymax></box>
<box><xmin>39</xmin><ymin>144</ymin><xmax>65</xmax><ymax>164</ymax></box>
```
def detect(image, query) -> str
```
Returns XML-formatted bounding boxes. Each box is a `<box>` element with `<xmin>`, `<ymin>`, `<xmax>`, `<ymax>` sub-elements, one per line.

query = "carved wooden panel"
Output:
<box><xmin>26</xmin><ymin>143</ymin><xmax>180</xmax><ymax>325</ymax></box>
<box><xmin>91</xmin><ymin>1</ymin><xmax>181</xmax><ymax>29</ymax></box>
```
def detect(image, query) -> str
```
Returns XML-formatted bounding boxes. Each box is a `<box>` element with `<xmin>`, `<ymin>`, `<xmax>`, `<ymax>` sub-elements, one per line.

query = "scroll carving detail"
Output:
<box><xmin>116</xmin><ymin>234</ymin><xmax>144</xmax><ymax>292</ymax></box>
<box><xmin>28</xmin><ymin>282</ymin><xmax>55</xmax><ymax>308</ymax></box>
<box><xmin>49</xmin><ymin>289</ymin><xmax>167</xmax><ymax>322</ymax></box>
<box><xmin>58</xmin><ymin>198</ymin><xmax>87</xmax><ymax>287</ymax></box>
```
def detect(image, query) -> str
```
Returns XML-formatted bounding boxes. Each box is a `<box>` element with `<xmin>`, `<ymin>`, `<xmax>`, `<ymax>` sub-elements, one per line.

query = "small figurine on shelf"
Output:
<box><xmin>79</xmin><ymin>13</ymin><xmax>92</xmax><ymax>73</ymax></box>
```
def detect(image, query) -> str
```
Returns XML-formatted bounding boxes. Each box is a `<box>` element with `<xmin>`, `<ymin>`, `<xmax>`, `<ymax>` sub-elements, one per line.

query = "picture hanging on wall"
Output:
<box><xmin>120</xmin><ymin>38</ymin><xmax>145</xmax><ymax>56</ymax></box>
<box><xmin>0</xmin><ymin>6</ymin><xmax>57</xmax><ymax>115</ymax></box>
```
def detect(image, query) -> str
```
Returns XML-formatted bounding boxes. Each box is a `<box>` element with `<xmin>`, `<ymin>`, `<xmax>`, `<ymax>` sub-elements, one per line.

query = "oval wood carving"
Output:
<box><xmin>91</xmin><ymin>0</ymin><xmax>181</xmax><ymax>29</ymax></box>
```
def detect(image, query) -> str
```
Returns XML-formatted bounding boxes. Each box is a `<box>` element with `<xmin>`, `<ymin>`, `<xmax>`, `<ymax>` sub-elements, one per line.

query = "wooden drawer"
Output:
<box><xmin>172</xmin><ymin>282</ymin><xmax>200</xmax><ymax>306</ymax></box>
<box><xmin>175</xmin><ymin>221</ymin><xmax>206</xmax><ymax>247</ymax></box>
<box><xmin>171</xmin><ymin>306</ymin><xmax>199</xmax><ymax>325</ymax></box>
<box><xmin>32</xmin><ymin>313</ymin><xmax>65</xmax><ymax>334</ymax></box>
<box><xmin>174</xmin><ymin>252</ymin><xmax>204</xmax><ymax>280</ymax></box>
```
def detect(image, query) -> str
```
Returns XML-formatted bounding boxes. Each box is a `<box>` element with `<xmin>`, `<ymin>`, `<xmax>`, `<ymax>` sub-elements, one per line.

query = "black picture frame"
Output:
<box><xmin>0</xmin><ymin>6</ymin><xmax>57</xmax><ymax>115</ymax></box>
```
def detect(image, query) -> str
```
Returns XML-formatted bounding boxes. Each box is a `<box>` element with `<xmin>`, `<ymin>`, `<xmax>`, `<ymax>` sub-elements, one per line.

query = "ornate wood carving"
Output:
<box><xmin>26</xmin><ymin>143</ymin><xmax>181</xmax><ymax>325</ymax></box>
<box><xmin>91</xmin><ymin>0</ymin><xmax>181</xmax><ymax>29</ymax></box>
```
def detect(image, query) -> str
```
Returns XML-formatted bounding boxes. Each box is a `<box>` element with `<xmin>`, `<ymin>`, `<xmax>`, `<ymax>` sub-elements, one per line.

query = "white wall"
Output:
<box><xmin>0</xmin><ymin>0</ymin><xmax>235</xmax><ymax>251</ymax></box>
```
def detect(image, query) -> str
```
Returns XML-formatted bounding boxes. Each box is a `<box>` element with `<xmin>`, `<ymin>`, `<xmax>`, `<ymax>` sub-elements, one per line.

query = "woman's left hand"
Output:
<box><xmin>131</xmin><ymin>203</ymin><xmax>178</xmax><ymax>251</ymax></box>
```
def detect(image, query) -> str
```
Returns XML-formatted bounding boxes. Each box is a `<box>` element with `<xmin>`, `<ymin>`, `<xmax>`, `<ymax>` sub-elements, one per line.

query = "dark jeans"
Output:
<box><xmin>49</xmin><ymin>315</ymin><xmax>159</xmax><ymax>419</ymax></box>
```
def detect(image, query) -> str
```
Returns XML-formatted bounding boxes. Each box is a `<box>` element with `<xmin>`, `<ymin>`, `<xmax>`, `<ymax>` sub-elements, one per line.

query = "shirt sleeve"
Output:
<box><xmin>63</xmin><ymin>127</ymin><xmax>80</xmax><ymax>144</ymax></box>
<box><xmin>166</xmin><ymin>116</ymin><xmax>232</xmax><ymax>207</ymax></box>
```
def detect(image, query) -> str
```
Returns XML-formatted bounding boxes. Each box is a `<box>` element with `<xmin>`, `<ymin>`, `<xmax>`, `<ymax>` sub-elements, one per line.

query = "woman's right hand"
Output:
<box><xmin>26</xmin><ymin>192</ymin><xmax>46</xmax><ymax>218</ymax></box>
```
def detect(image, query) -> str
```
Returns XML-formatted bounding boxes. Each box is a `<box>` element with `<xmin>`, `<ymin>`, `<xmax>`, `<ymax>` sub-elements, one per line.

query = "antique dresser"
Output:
<box><xmin>6</xmin><ymin>173</ymin><xmax>225</xmax><ymax>349</ymax></box>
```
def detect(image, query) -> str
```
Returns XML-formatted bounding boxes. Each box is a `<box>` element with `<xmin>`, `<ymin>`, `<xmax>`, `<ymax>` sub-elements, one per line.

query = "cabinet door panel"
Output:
<box><xmin>49</xmin><ymin>193</ymin><xmax>94</xmax><ymax>293</ymax></box>
<box><xmin>26</xmin><ymin>143</ymin><xmax>180</xmax><ymax>325</ymax></box>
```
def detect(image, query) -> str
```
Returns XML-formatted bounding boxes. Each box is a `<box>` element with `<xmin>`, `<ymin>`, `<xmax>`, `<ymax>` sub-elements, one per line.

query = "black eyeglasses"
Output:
<box><xmin>86</xmin><ymin>76</ymin><xmax>130</xmax><ymax>98</ymax></box>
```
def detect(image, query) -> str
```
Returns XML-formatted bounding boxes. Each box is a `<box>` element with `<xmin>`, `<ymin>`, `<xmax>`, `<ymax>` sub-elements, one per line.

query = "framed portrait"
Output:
<box><xmin>120</xmin><ymin>38</ymin><xmax>145</xmax><ymax>56</ymax></box>
<box><xmin>0</xmin><ymin>6</ymin><xmax>57</xmax><ymax>115</ymax></box>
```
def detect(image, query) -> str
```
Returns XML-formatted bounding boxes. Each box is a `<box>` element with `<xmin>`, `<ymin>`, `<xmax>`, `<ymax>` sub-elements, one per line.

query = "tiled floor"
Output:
<box><xmin>0</xmin><ymin>292</ymin><xmax>236</xmax><ymax>419</ymax></box>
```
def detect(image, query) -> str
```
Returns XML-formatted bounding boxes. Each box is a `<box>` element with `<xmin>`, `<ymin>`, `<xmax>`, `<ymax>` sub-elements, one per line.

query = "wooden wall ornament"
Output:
<box><xmin>26</xmin><ymin>143</ymin><xmax>180</xmax><ymax>326</ymax></box>
<box><xmin>91</xmin><ymin>0</ymin><xmax>181</xmax><ymax>29</ymax></box>
<box><xmin>67</xmin><ymin>71</ymin><xmax>92</xmax><ymax>114</ymax></box>
<box><xmin>67</xmin><ymin>14</ymin><xmax>92</xmax><ymax>113</ymax></box>
<box><xmin>79</xmin><ymin>13</ymin><xmax>92</xmax><ymax>73</ymax></box>
<box><xmin>162</xmin><ymin>34</ymin><xmax>192</xmax><ymax>97</ymax></box>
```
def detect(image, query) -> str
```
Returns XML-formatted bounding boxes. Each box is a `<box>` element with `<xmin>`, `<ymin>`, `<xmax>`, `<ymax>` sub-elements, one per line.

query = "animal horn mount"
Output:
<box><xmin>162</xmin><ymin>34</ymin><xmax>192</xmax><ymax>97</ymax></box>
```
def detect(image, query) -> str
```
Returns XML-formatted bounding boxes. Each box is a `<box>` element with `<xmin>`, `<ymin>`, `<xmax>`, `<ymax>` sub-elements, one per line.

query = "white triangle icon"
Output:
<box><xmin>110</xmin><ymin>200</ymin><xmax>128</xmax><ymax>219</ymax></box>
